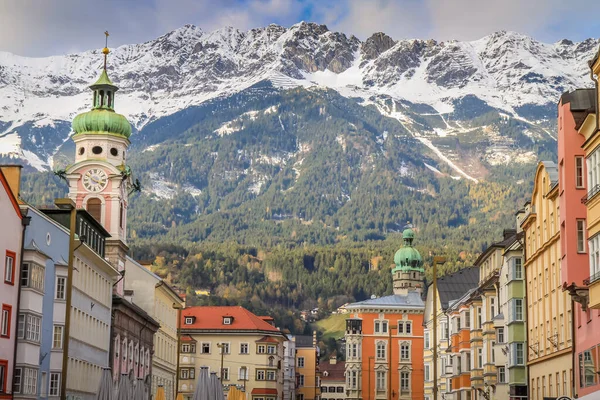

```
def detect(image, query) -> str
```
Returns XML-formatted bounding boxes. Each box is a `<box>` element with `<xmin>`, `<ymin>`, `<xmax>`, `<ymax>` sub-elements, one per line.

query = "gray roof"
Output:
<box><xmin>347</xmin><ymin>291</ymin><xmax>425</xmax><ymax>309</ymax></box>
<box><xmin>24</xmin><ymin>239</ymin><xmax>52</xmax><ymax>260</ymax></box>
<box><xmin>540</xmin><ymin>160</ymin><xmax>558</xmax><ymax>187</ymax></box>
<box><xmin>295</xmin><ymin>335</ymin><xmax>315</xmax><ymax>348</ymax></box>
<box><xmin>434</xmin><ymin>267</ymin><xmax>480</xmax><ymax>310</ymax></box>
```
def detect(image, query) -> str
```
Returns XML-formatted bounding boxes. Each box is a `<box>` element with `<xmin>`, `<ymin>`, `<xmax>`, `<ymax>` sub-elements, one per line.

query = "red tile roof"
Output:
<box><xmin>255</xmin><ymin>336</ymin><xmax>279</xmax><ymax>343</ymax></box>
<box><xmin>181</xmin><ymin>335</ymin><xmax>197</xmax><ymax>342</ymax></box>
<box><xmin>251</xmin><ymin>388</ymin><xmax>278</xmax><ymax>395</ymax></box>
<box><xmin>180</xmin><ymin>306</ymin><xmax>281</xmax><ymax>333</ymax></box>
<box><xmin>321</xmin><ymin>360</ymin><xmax>346</xmax><ymax>381</ymax></box>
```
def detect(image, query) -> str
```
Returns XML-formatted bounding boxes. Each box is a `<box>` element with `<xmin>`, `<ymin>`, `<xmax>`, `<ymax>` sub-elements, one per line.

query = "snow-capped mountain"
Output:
<box><xmin>0</xmin><ymin>22</ymin><xmax>598</xmax><ymax>172</ymax></box>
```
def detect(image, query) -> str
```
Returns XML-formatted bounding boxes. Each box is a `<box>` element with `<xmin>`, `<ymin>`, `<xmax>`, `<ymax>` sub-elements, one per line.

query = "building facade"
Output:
<box><xmin>295</xmin><ymin>333</ymin><xmax>321</xmax><ymax>400</ymax></box>
<box><xmin>283</xmin><ymin>335</ymin><xmax>296</xmax><ymax>400</ymax></box>
<box><xmin>0</xmin><ymin>167</ymin><xmax>23</xmax><ymax>399</ymax></box>
<box><xmin>345</xmin><ymin>227</ymin><xmax>425</xmax><ymax>400</ymax></box>
<box><xmin>558</xmin><ymin>88</ymin><xmax>600</xmax><ymax>398</ymax></box>
<box><xmin>521</xmin><ymin>162</ymin><xmax>572</xmax><ymax>400</ymax></box>
<box><xmin>178</xmin><ymin>306</ymin><xmax>287</xmax><ymax>400</ymax></box>
<box><xmin>423</xmin><ymin>267</ymin><xmax>479</xmax><ymax>400</ymax></box>
<box><xmin>125</xmin><ymin>257</ymin><xmax>184</xmax><ymax>400</ymax></box>
<box><xmin>319</xmin><ymin>354</ymin><xmax>344</xmax><ymax>400</ymax></box>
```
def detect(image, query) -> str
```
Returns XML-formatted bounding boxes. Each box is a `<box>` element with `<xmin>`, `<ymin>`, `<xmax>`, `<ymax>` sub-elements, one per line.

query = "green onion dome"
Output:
<box><xmin>72</xmin><ymin>108</ymin><xmax>131</xmax><ymax>138</ymax></box>
<box><xmin>393</xmin><ymin>227</ymin><xmax>424</xmax><ymax>272</ymax></box>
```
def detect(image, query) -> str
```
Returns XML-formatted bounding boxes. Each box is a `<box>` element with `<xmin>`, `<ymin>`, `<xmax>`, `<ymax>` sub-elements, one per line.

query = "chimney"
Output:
<box><xmin>0</xmin><ymin>165</ymin><xmax>23</xmax><ymax>203</ymax></box>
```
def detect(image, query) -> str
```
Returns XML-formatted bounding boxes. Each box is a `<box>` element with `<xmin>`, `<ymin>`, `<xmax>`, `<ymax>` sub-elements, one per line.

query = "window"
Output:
<box><xmin>477</xmin><ymin>348</ymin><xmax>483</xmax><ymax>368</ymax></box>
<box><xmin>405</xmin><ymin>322</ymin><xmax>412</xmax><ymax>334</ymax></box>
<box><xmin>21</xmin><ymin>314</ymin><xmax>41</xmax><ymax>342</ymax></box>
<box><xmin>267</xmin><ymin>345</ymin><xmax>276</xmax><ymax>354</ymax></box>
<box><xmin>55</xmin><ymin>277</ymin><xmax>66</xmax><ymax>300</ymax></box>
<box><xmin>491</xmin><ymin>341</ymin><xmax>496</xmax><ymax>362</ymax></box>
<box><xmin>582</xmin><ymin>350</ymin><xmax>596</xmax><ymax>386</ymax></box>
<box><xmin>441</xmin><ymin>322</ymin><xmax>448</xmax><ymax>339</ymax></box>
<box><xmin>400</xmin><ymin>371</ymin><xmax>410</xmax><ymax>392</ymax></box>
<box><xmin>376</xmin><ymin>371</ymin><xmax>386</xmax><ymax>390</ymax></box>
<box><xmin>490</xmin><ymin>297</ymin><xmax>496</xmax><ymax>319</ymax></box>
<box><xmin>52</xmin><ymin>325</ymin><xmax>63</xmax><ymax>349</ymax></box>
<box><xmin>222</xmin><ymin>368</ymin><xmax>230</xmax><ymax>381</ymax></box>
<box><xmin>398</xmin><ymin>321</ymin><xmax>404</xmax><ymax>334</ymax></box>
<box><xmin>0</xmin><ymin>361</ymin><xmax>6</xmax><ymax>393</ymax></box>
<box><xmin>180</xmin><ymin>369</ymin><xmax>189</xmax><ymax>379</ymax></box>
<box><xmin>509</xmin><ymin>299</ymin><xmax>524</xmax><ymax>322</ymax></box>
<box><xmin>465</xmin><ymin>352</ymin><xmax>471</xmax><ymax>372</ymax></box>
<box><xmin>512</xmin><ymin>258</ymin><xmax>523</xmax><ymax>280</ymax></box>
<box><xmin>382</xmin><ymin>321</ymin><xmax>388</xmax><ymax>333</ymax></box>
<box><xmin>219</xmin><ymin>343</ymin><xmax>230</xmax><ymax>354</ymax></box>
<box><xmin>184</xmin><ymin>317</ymin><xmax>194</xmax><ymax>325</ymax></box>
<box><xmin>297</xmin><ymin>357</ymin><xmax>305</xmax><ymax>368</ymax></box>
<box><xmin>425</xmin><ymin>364</ymin><xmax>430</xmax><ymax>381</ymax></box>
<box><xmin>223</xmin><ymin>317</ymin><xmax>232</xmax><ymax>325</ymax></box>
<box><xmin>240</xmin><ymin>343</ymin><xmax>249</xmax><ymax>354</ymax></box>
<box><xmin>375</xmin><ymin>321</ymin><xmax>380</xmax><ymax>333</ymax></box>
<box><xmin>400</xmin><ymin>343</ymin><xmax>410</xmax><ymax>360</ymax></box>
<box><xmin>4</xmin><ymin>252</ymin><xmax>15</xmax><ymax>284</ymax></box>
<box><xmin>497</xmin><ymin>327</ymin><xmax>505</xmax><ymax>343</ymax></box>
<box><xmin>376</xmin><ymin>342</ymin><xmax>386</xmax><ymax>360</ymax></box>
<box><xmin>477</xmin><ymin>308</ymin><xmax>482</xmax><ymax>328</ymax></box>
<box><xmin>21</xmin><ymin>263</ymin><xmax>44</xmax><ymax>292</ymax></box>
<box><xmin>465</xmin><ymin>311</ymin><xmax>470</xmax><ymax>328</ymax></box>
<box><xmin>22</xmin><ymin>367</ymin><xmax>38</xmax><ymax>395</ymax></box>
<box><xmin>576</xmin><ymin>156</ymin><xmax>585</xmax><ymax>188</ymax></box>
<box><xmin>424</xmin><ymin>331</ymin><xmax>430</xmax><ymax>349</ymax></box>
<box><xmin>578</xmin><ymin>220</ymin><xmax>586</xmax><ymax>253</ymax></box>
<box><xmin>49</xmin><ymin>372</ymin><xmax>60</xmax><ymax>396</ymax></box>
<box><xmin>1</xmin><ymin>305</ymin><xmax>10</xmax><ymax>338</ymax></box>
<box><xmin>257</xmin><ymin>345</ymin><xmax>266</xmax><ymax>354</ymax></box>
<box><xmin>13</xmin><ymin>367</ymin><xmax>22</xmax><ymax>394</ymax></box>
<box><xmin>239</xmin><ymin>367</ymin><xmax>248</xmax><ymax>380</ymax></box>
<box><xmin>510</xmin><ymin>343</ymin><xmax>525</xmax><ymax>366</ymax></box>
<box><xmin>298</xmin><ymin>374</ymin><xmax>304</xmax><ymax>386</ymax></box>
<box><xmin>201</xmin><ymin>343</ymin><xmax>210</xmax><ymax>354</ymax></box>
<box><xmin>266</xmin><ymin>370</ymin><xmax>276</xmax><ymax>381</ymax></box>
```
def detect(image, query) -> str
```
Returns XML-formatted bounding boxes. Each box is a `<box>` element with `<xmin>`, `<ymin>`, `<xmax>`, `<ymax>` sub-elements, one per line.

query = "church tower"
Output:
<box><xmin>392</xmin><ymin>226</ymin><xmax>425</xmax><ymax>295</ymax></box>
<box><xmin>65</xmin><ymin>36</ymin><xmax>132</xmax><ymax>292</ymax></box>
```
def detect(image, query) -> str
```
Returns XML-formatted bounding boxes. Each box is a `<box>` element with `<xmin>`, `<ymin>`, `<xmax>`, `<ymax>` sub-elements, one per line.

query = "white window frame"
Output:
<box><xmin>184</xmin><ymin>317</ymin><xmax>194</xmax><ymax>325</ymax></box>
<box><xmin>576</xmin><ymin>156</ymin><xmax>585</xmax><ymax>188</ymax></box>
<box><xmin>55</xmin><ymin>276</ymin><xmax>66</xmax><ymax>300</ymax></box>
<box><xmin>376</xmin><ymin>341</ymin><xmax>386</xmax><ymax>360</ymax></box>
<box><xmin>376</xmin><ymin>370</ymin><xmax>386</xmax><ymax>390</ymax></box>
<box><xmin>400</xmin><ymin>371</ymin><xmax>410</xmax><ymax>391</ymax></box>
<box><xmin>590</xmin><ymin>234</ymin><xmax>600</xmax><ymax>278</ymax></box>
<box><xmin>4</xmin><ymin>254</ymin><xmax>14</xmax><ymax>284</ymax></box>
<box><xmin>1</xmin><ymin>307</ymin><xmax>9</xmax><ymax>337</ymax></box>
<box><xmin>52</xmin><ymin>325</ymin><xmax>64</xmax><ymax>349</ymax></box>
<box><xmin>496</xmin><ymin>327</ymin><xmax>505</xmax><ymax>344</ymax></box>
<box><xmin>49</xmin><ymin>372</ymin><xmax>61</xmax><ymax>396</ymax></box>
<box><xmin>424</xmin><ymin>331</ymin><xmax>430</xmax><ymax>349</ymax></box>
<box><xmin>297</xmin><ymin>357</ymin><xmax>305</xmax><ymax>368</ymax></box>
<box><xmin>578</xmin><ymin>219</ymin><xmax>587</xmax><ymax>253</ymax></box>
<box><xmin>400</xmin><ymin>342</ymin><xmax>410</xmax><ymax>361</ymax></box>
<box><xmin>498</xmin><ymin>366</ymin><xmax>506</xmax><ymax>383</ymax></box>
<box><xmin>240</xmin><ymin>343</ymin><xmax>249</xmax><ymax>354</ymax></box>
<box><xmin>425</xmin><ymin>363</ymin><xmax>430</xmax><ymax>381</ymax></box>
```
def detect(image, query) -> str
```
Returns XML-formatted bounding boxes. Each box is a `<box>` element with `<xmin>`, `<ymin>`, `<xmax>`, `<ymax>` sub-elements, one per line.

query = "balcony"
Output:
<box><xmin>586</xmin><ymin>272</ymin><xmax>600</xmax><ymax>309</ymax></box>
<box><xmin>582</xmin><ymin>184</ymin><xmax>600</xmax><ymax>204</ymax></box>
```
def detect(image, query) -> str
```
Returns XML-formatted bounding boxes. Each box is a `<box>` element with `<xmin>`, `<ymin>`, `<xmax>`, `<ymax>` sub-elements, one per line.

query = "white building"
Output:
<box><xmin>283</xmin><ymin>335</ymin><xmax>296</xmax><ymax>400</ymax></box>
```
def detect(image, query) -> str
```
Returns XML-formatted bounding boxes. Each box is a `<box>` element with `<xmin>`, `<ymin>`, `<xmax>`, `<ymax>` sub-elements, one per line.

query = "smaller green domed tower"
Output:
<box><xmin>392</xmin><ymin>225</ymin><xmax>425</xmax><ymax>295</ymax></box>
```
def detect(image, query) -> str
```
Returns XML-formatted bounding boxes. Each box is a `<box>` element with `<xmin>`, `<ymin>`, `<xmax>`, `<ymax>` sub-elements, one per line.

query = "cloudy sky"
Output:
<box><xmin>1</xmin><ymin>0</ymin><xmax>599</xmax><ymax>57</ymax></box>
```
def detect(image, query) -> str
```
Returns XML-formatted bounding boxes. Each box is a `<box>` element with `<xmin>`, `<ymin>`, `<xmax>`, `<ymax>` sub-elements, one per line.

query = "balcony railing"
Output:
<box><xmin>584</xmin><ymin>270</ymin><xmax>600</xmax><ymax>286</ymax></box>
<box><xmin>582</xmin><ymin>184</ymin><xmax>600</xmax><ymax>204</ymax></box>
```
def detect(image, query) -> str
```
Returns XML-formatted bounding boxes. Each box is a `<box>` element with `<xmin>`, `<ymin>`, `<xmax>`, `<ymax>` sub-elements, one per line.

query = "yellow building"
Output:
<box><xmin>125</xmin><ymin>257</ymin><xmax>185</xmax><ymax>400</ymax></box>
<box><xmin>521</xmin><ymin>162</ymin><xmax>572</xmax><ymax>400</ymax></box>
<box><xmin>295</xmin><ymin>333</ymin><xmax>321</xmax><ymax>400</ymax></box>
<box><xmin>179</xmin><ymin>306</ymin><xmax>287</xmax><ymax>400</ymax></box>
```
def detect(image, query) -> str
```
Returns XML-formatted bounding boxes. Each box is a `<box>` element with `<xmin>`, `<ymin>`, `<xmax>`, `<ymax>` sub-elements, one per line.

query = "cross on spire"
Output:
<box><xmin>102</xmin><ymin>31</ymin><xmax>110</xmax><ymax>70</ymax></box>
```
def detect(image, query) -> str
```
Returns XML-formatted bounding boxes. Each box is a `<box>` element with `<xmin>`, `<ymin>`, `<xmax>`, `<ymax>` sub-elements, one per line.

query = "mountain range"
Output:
<box><xmin>1</xmin><ymin>22</ymin><xmax>598</xmax><ymax>249</ymax></box>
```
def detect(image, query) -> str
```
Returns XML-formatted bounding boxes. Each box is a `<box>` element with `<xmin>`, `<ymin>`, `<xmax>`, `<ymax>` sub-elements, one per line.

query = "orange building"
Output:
<box><xmin>345</xmin><ymin>227</ymin><xmax>425</xmax><ymax>400</ymax></box>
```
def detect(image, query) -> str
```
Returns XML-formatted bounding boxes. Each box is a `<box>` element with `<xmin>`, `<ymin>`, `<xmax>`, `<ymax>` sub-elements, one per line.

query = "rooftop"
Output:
<box><xmin>321</xmin><ymin>360</ymin><xmax>345</xmax><ymax>381</ymax></box>
<box><xmin>432</xmin><ymin>266</ymin><xmax>480</xmax><ymax>310</ymax></box>
<box><xmin>180</xmin><ymin>306</ymin><xmax>281</xmax><ymax>333</ymax></box>
<box><xmin>346</xmin><ymin>291</ymin><xmax>425</xmax><ymax>309</ymax></box>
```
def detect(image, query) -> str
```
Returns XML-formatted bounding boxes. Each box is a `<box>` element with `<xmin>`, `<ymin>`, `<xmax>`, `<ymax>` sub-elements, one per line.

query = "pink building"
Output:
<box><xmin>0</xmin><ymin>166</ymin><xmax>24</xmax><ymax>399</ymax></box>
<box><xmin>558</xmin><ymin>89</ymin><xmax>600</xmax><ymax>399</ymax></box>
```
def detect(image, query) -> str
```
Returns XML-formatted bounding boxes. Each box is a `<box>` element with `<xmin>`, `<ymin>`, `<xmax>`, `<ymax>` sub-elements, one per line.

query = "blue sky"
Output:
<box><xmin>1</xmin><ymin>0</ymin><xmax>599</xmax><ymax>57</ymax></box>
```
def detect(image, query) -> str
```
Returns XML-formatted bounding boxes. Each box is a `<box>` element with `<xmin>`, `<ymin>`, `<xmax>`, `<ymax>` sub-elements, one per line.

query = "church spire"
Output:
<box><xmin>103</xmin><ymin>31</ymin><xmax>110</xmax><ymax>71</ymax></box>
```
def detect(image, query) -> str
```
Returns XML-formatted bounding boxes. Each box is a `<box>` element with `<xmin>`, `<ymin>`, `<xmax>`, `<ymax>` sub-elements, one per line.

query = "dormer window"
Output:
<box><xmin>184</xmin><ymin>317</ymin><xmax>195</xmax><ymax>325</ymax></box>
<box><xmin>223</xmin><ymin>317</ymin><xmax>232</xmax><ymax>325</ymax></box>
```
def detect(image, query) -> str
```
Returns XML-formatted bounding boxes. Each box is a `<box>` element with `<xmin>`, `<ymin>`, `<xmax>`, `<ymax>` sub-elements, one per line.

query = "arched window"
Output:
<box><xmin>122</xmin><ymin>338</ymin><xmax>128</xmax><ymax>373</ymax></box>
<box><xmin>107</xmin><ymin>91</ymin><xmax>112</xmax><ymax>108</ymax></box>
<box><xmin>87</xmin><ymin>198</ymin><xmax>102</xmax><ymax>222</ymax></box>
<box><xmin>93</xmin><ymin>91</ymin><xmax>98</xmax><ymax>108</ymax></box>
<box><xmin>268</xmin><ymin>356</ymin><xmax>274</xmax><ymax>367</ymax></box>
<box><xmin>134</xmin><ymin>343</ymin><xmax>139</xmax><ymax>378</ymax></box>
<box><xmin>376</xmin><ymin>341</ymin><xmax>386</xmax><ymax>360</ymax></box>
<box><xmin>114</xmin><ymin>335</ymin><xmax>121</xmax><ymax>375</ymax></box>
<box><xmin>99</xmin><ymin>90</ymin><xmax>105</xmax><ymax>107</ymax></box>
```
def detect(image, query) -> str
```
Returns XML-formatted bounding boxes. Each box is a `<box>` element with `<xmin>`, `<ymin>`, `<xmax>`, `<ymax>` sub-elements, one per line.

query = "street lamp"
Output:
<box><xmin>367</xmin><ymin>356</ymin><xmax>374</xmax><ymax>400</ymax></box>
<box><xmin>55</xmin><ymin>198</ymin><xmax>77</xmax><ymax>400</ymax></box>
<box><xmin>388</xmin><ymin>325</ymin><xmax>397</xmax><ymax>400</ymax></box>
<box><xmin>432</xmin><ymin>256</ymin><xmax>446</xmax><ymax>400</ymax></box>
<box><xmin>173</xmin><ymin>302</ymin><xmax>184</xmax><ymax>400</ymax></box>
<box><xmin>217</xmin><ymin>343</ymin><xmax>226</xmax><ymax>381</ymax></box>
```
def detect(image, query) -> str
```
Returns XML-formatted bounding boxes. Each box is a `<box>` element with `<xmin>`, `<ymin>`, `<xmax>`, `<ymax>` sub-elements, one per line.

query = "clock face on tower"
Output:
<box><xmin>83</xmin><ymin>168</ymin><xmax>108</xmax><ymax>192</ymax></box>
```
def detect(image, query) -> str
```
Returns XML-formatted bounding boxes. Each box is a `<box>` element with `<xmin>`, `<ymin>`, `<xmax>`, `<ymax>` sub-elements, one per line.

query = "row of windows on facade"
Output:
<box><xmin>5</xmin><ymin>367</ymin><xmax>61</xmax><ymax>396</ymax></box>
<box><xmin>530</xmin><ymin>370</ymin><xmax>571</xmax><ymax>400</ymax></box>
<box><xmin>345</xmin><ymin>341</ymin><xmax>412</xmax><ymax>361</ymax></box>
<box><xmin>155</xmin><ymin>331</ymin><xmax>177</xmax><ymax>366</ymax></box>
<box><xmin>113</xmin><ymin>335</ymin><xmax>151</xmax><ymax>379</ymax></box>
<box><xmin>435</xmin><ymin>342</ymin><xmax>525</xmax><ymax>376</ymax></box>
<box><xmin>345</xmin><ymin>370</ymin><xmax>411</xmax><ymax>392</ymax></box>
<box><xmin>423</xmin><ymin>363</ymin><xmax>507</xmax><ymax>385</ymax></box>
<box><xmin>179</xmin><ymin>367</ymin><xmax>278</xmax><ymax>381</ymax></box>
<box><xmin>181</xmin><ymin>342</ymin><xmax>278</xmax><ymax>355</ymax></box>
<box><xmin>528</xmin><ymin>310</ymin><xmax>572</xmax><ymax>359</ymax></box>
<box><xmin>373</xmin><ymin>320</ymin><xmax>412</xmax><ymax>335</ymax></box>
<box><xmin>424</xmin><ymin>326</ymin><xmax>509</xmax><ymax>350</ymax></box>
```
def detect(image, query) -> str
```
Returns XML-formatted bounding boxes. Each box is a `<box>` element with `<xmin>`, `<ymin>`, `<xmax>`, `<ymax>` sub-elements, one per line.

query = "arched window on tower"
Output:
<box><xmin>87</xmin><ymin>198</ymin><xmax>102</xmax><ymax>222</ymax></box>
<box><xmin>93</xmin><ymin>91</ymin><xmax>98</xmax><ymax>108</ymax></box>
<box><xmin>99</xmin><ymin>90</ymin><xmax>105</xmax><ymax>107</ymax></box>
<box><xmin>107</xmin><ymin>91</ymin><xmax>112</xmax><ymax>108</ymax></box>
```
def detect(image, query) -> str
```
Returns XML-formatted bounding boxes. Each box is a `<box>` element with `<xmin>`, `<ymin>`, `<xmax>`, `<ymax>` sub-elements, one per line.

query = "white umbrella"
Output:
<box><xmin>192</xmin><ymin>367</ymin><xmax>211</xmax><ymax>400</ymax></box>
<box><xmin>95</xmin><ymin>368</ymin><xmax>114</xmax><ymax>400</ymax></box>
<box><xmin>116</xmin><ymin>372</ymin><xmax>134</xmax><ymax>400</ymax></box>
<box><xmin>133</xmin><ymin>378</ymin><xmax>146</xmax><ymax>400</ymax></box>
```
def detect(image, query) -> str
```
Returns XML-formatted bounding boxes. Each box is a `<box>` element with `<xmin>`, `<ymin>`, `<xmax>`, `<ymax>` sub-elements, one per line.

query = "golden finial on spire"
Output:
<box><xmin>102</xmin><ymin>31</ymin><xmax>110</xmax><ymax>70</ymax></box>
